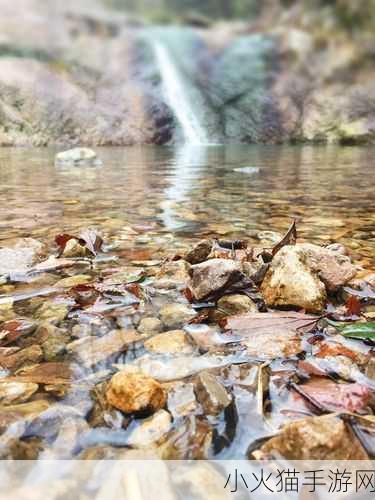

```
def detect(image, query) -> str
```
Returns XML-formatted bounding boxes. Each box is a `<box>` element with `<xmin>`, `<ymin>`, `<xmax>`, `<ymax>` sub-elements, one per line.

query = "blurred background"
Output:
<box><xmin>0</xmin><ymin>0</ymin><xmax>374</xmax><ymax>146</ymax></box>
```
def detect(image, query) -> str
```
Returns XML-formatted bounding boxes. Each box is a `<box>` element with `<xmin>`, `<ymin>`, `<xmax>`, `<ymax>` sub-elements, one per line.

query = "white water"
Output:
<box><xmin>152</xmin><ymin>41</ymin><xmax>208</xmax><ymax>145</ymax></box>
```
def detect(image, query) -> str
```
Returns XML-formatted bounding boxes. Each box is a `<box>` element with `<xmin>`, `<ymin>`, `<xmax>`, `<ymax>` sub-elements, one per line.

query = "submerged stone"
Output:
<box><xmin>67</xmin><ymin>329</ymin><xmax>138</xmax><ymax>368</ymax></box>
<box><xmin>55</xmin><ymin>274</ymin><xmax>92</xmax><ymax>288</ymax></box>
<box><xmin>195</xmin><ymin>371</ymin><xmax>231</xmax><ymax>415</ymax></box>
<box><xmin>253</xmin><ymin>414</ymin><xmax>367</xmax><ymax>460</ymax></box>
<box><xmin>144</xmin><ymin>330</ymin><xmax>194</xmax><ymax>354</ymax></box>
<box><xmin>166</xmin><ymin>382</ymin><xmax>197</xmax><ymax>417</ymax></box>
<box><xmin>106</xmin><ymin>371</ymin><xmax>166</xmax><ymax>414</ymax></box>
<box><xmin>34</xmin><ymin>300</ymin><xmax>69</xmax><ymax>324</ymax></box>
<box><xmin>127</xmin><ymin>409</ymin><xmax>172</xmax><ymax>448</ymax></box>
<box><xmin>159</xmin><ymin>303</ymin><xmax>196</xmax><ymax>329</ymax></box>
<box><xmin>0</xmin><ymin>345</ymin><xmax>43</xmax><ymax>371</ymax></box>
<box><xmin>137</xmin><ymin>317</ymin><xmax>163</xmax><ymax>335</ymax></box>
<box><xmin>0</xmin><ymin>400</ymin><xmax>50</xmax><ymax>432</ymax></box>
<box><xmin>216</xmin><ymin>294</ymin><xmax>257</xmax><ymax>317</ymax></box>
<box><xmin>0</xmin><ymin>237</ymin><xmax>45</xmax><ymax>276</ymax></box>
<box><xmin>0</xmin><ymin>381</ymin><xmax>38</xmax><ymax>405</ymax></box>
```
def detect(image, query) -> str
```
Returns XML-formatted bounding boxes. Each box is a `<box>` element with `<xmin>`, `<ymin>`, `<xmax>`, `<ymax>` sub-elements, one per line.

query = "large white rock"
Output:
<box><xmin>261</xmin><ymin>245</ymin><xmax>327</xmax><ymax>313</ymax></box>
<box><xmin>261</xmin><ymin>243</ymin><xmax>357</xmax><ymax>312</ymax></box>
<box><xmin>55</xmin><ymin>147</ymin><xmax>101</xmax><ymax>166</ymax></box>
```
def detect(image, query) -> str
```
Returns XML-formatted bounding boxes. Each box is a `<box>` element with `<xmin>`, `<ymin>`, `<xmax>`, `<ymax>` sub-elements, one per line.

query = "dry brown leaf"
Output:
<box><xmin>222</xmin><ymin>311</ymin><xmax>319</xmax><ymax>335</ymax></box>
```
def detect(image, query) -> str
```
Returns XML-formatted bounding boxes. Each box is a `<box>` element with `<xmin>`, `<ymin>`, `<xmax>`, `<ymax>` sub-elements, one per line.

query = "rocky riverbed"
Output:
<box><xmin>0</xmin><ymin>219</ymin><xmax>374</xmax><ymax>460</ymax></box>
<box><xmin>1</xmin><ymin>0</ymin><xmax>375</xmax><ymax>146</ymax></box>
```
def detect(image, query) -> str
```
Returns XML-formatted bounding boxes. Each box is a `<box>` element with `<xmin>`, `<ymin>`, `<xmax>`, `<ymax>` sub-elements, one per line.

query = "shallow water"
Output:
<box><xmin>0</xmin><ymin>144</ymin><xmax>374</xmax><ymax>461</ymax></box>
<box><xmin>1</xmin><ymin>144</ymin><xmax>375</xmax><ymax>266</ymax></box>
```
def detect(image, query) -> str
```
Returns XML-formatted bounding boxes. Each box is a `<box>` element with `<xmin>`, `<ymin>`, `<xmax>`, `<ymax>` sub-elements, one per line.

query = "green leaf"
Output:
<box><xmin>326</xmin><ymin>319</ymin><xmax>375</xmax><ymax>340</ymax></box>
<box><xmin>340</xmin><ymin>323</ymin><xmax>375</xmax><ymax>340</ymax></box>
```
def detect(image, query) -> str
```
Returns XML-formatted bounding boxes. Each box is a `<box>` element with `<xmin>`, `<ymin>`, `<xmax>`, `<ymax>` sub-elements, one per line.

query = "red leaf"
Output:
<box><xmin>183</xmin><ymin>287</ymin><xmax>194</xmax><ymax>303</ymax></box>
<box><xmin>316</xmin><ymin>343</ymin><xmax>359</xmax><ymax>362</ymax></box>
<box><xmin>55</xmin><ymin>233</ymin><xmax>78</xmax><ymax>256</ymax></box>
<box><xmin>297</xmin><ymin>379</ymin><xmax>370</xmax><ymax>413</ymax></box>
<box><xmin>126</xmin><ymin>283</ymin><xmax>142</xmax><ymax>299</ymax></box>
<box><xmin>346</xmin><ymin>295</ymin><xmax>361</xmax><ymax>316</ymax></box>
<box><xmin>188</xmin><ymin>311</ymin><xmax>209</xmax><ymax>324</ymax></box>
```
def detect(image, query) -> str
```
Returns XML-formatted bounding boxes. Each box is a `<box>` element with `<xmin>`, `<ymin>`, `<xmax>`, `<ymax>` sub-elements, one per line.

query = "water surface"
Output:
<box><xmin>1</xmin><ymin>144</ymin><xmax>374</xmax><ymax>267</ymax></box>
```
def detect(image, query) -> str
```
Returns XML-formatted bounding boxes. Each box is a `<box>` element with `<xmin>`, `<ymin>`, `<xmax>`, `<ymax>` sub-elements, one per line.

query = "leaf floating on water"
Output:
<box><xmin>223</xmin><ymin>311</ymin><xmax>319</xmax><ymax>335</ymax></box>
<box><xmin>271</xmin><ymin>219</ymin><xmax>297</xmax><ymax>256</ymax></box>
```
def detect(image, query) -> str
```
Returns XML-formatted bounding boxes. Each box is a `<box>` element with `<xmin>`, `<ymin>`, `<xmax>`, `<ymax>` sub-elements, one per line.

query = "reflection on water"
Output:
<box><xmin>1</xmin><ymin>144</ymin><xmax>374</xmax><ymax>266</ymax></box>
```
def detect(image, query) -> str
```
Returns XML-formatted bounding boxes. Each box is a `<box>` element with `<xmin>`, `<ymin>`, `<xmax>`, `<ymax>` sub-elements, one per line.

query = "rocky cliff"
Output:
<box><xmin>0</xmin><ymin>0</ymin><xmax>374</xmax><ymax>145</ymax></box>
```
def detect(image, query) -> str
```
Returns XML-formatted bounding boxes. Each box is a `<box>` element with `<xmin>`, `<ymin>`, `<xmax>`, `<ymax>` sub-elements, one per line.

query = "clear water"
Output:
<box><xmin>0</xmin><ymin>143</ymin><xmax>374</xmax><ymax>461</ymax></box>
<box><xmin>1</xmin><ymin>144</ymin><xmax>374</xmax><ymax>267</ymax></box>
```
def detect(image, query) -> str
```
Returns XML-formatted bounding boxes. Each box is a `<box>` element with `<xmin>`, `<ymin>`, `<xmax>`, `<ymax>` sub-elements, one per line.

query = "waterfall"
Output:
<box><xmin>152</xmin><ymin>41</ymin><xmax>209</xmax><ymax>145</ymax></box>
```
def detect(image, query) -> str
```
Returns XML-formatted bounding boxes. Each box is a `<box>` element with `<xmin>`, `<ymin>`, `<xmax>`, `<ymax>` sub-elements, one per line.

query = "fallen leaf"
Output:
<box><xmin>295</xmin><ymin>379</ymin><xmax>370</xmax><ymax>413</ymax></box>
<box><xmin>346</xmin><ymin>295</ymin><xmax>362</xmax><ymax>316</ymax></box>
<box><xmin>222</xmin><ymin>311</ymin><xmax>319</xmax><ymax>334</ymax></box>
<box><xmin>328</xmin><ymin>320</ymin><xmax>375</xmax><ymax>341</ymax></box>
<box><xmin>55</xmin><ymin>229</ymin><xmax>103</xmax><ymax>258</ymax></box>
<box><xmin>78</xmin><ymin>229</ymin><xmax>103</xmax><ymax>257</ymax></box>
<box><xmin>272</xmin><ymin>220</ymin><xmax>297</xmax><ymax>256</ymax></box>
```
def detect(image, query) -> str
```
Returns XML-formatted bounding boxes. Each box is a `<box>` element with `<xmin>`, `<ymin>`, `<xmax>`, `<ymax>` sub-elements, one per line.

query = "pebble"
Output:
<box><xmin>106</xmin><ymin>371</ymin><xmax>166</xmax><ymax>414</ymax></box>
<box><xmin>159</xmin><ymin>303</ymin><xmax>196</xmax><ymax>329</ymax></box>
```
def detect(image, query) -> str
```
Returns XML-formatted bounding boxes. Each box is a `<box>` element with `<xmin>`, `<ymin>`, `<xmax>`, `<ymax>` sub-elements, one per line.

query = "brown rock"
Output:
<box><xmin>195</xmin><ymin>371</ymin><xmax>231</xmax><ymax>415</ymax></box>
<box><xmin>261</xmin><ymin>245</ymin><xmax>327</xmax><ymax>313</ymax></box>
<box><xmin>189</xmin><ymin>258</ymin><xmax>243</xmax><ymax>301</ymax></box>
<box><xmin>9</xmin><ymin>362</ymin><xmax>73</xmax><ymax>385</ymax></box>
<box><xmin>185</xmin><ymin>239</ymin><xmax>213</xmax><ymax>264</ymax></box>
<box><xmin>154</xmin><ymin>260</ymin><xmax>191</xmax><ymax>289</ymax></box>
<box><xmin>144</xmin><ymin>330</ymin><xmax>194</xmax><ymax>354</ymax></box>
<box><xmin>106</xmin><ymin>371</ymin><xmax>166</xmax><ymax>414</ymax></box>
<box><xmin>253</xmin><ymin>415</ymin><xmax>368</xmax><ymax>460</ymax></box>
<box><xmin>0</xmin><ymin>345</ymin><xmax>43</xmax><ymax>371</ymax></box>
